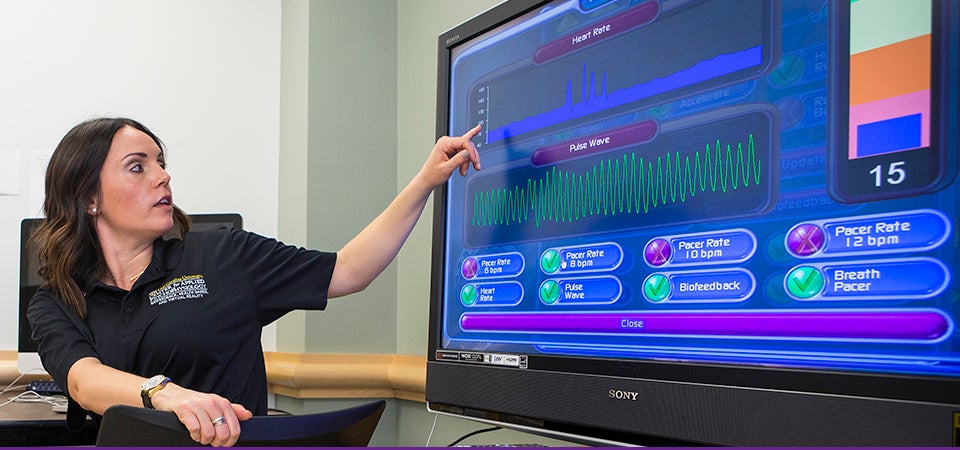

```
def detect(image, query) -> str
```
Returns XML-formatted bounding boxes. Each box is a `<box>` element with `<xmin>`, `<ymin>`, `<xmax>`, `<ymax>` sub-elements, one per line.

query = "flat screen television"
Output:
<box><xmin>18</xmin><ymin>213</ymin><xmax>243</xmax><ymax>376</ymax></box>
<box><xmin>426</xmin><ymin>0</ymin><xmax>960</xmax><ymax>446</ymax></box>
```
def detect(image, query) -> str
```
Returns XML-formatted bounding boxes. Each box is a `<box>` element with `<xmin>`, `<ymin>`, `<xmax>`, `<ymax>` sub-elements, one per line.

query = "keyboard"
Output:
<box><xmin>27</xmin><ymin>380</ymin><xmax>65</xmax><ymax>396</ymax></box>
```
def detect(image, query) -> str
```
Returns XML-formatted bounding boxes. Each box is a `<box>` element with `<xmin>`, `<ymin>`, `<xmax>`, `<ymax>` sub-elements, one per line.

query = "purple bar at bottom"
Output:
<box><xmin>459</xmin><ymin>310</ymin><xmax>950</xmax><ymax>341</ymax></box>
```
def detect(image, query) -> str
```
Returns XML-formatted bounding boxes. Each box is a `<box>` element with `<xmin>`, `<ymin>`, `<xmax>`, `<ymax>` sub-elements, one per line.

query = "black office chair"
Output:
<box><xmin>95</xmin><ymin>399</ymin><xmax>386</xmax><ymax>447</ymax></box>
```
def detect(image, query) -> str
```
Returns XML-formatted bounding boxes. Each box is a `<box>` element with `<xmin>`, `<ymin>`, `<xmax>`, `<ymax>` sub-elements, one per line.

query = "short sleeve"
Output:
<box><xmin>224</xmin><ymin>228</ymin><xmax>338</xmax><ymax>324</ymax></box>
<box><xmin>25</xmin><ymin>289</ymin><xmax>99</xmax><ymax>398</ymax></box>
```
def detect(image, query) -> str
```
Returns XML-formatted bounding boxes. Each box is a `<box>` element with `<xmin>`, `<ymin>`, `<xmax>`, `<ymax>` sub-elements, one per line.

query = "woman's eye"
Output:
<box><xmin>131</xmin><ymin>164</ymin><xmax>143</xmax><ymax>173</ymax></box>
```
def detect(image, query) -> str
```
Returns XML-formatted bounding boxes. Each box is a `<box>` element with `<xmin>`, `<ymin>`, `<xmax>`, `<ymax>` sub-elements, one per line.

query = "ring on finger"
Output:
<box><xmin>211</xmin><ymin>416</ymin><xmax>226</xmax><ymax>427</ymax></box>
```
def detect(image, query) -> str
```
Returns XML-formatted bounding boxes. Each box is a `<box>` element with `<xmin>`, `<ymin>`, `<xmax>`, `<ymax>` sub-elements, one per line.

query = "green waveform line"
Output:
<box><xmin>471</xmin><ymin>134</ymin><xmax>761</xmax><ymax>228</ymax></box>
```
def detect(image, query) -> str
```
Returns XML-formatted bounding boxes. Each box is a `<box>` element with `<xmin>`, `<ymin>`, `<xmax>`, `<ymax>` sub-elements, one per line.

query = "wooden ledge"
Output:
<box><xmin>264</xmin><ymin>352</ymin><xmax>427</xmax><ymax>402</ymax></box>
<box><xmin>1</xmin><ymin>350</ymin><xmax>427</xmax><ymax>403</ymax></box>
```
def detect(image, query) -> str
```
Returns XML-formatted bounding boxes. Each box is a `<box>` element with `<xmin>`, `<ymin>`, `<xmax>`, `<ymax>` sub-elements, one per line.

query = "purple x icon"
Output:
<box><xmin>786</xmin><ymin>223</ymin><xmax>825</xmax><ymax>256</ymax></box>
<box><xmin>644</xmin><ymin>238</ymin><xmax>672</xmax><ymax>266</ymax></box>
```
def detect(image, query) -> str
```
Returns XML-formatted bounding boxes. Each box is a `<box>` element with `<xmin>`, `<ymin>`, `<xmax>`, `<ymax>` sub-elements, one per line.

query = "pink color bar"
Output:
<box><xmin>848</xmin><ymin>89</ymin><xmax>930</xmax><ymax>159</ymax></box>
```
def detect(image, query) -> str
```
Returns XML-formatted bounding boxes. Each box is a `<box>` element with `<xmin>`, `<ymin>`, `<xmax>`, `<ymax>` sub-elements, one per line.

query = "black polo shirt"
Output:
<box><xmin>27</xmin><ymin>227</ymin><xmax>336</xmax><ymax>425</ymax></box>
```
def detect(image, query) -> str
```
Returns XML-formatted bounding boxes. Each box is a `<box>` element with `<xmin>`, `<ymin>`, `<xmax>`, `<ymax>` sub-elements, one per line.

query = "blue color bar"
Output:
<box><xmin>856</xmin><ymin>113</ymin><xmax>922</xmax><ymax>157</ymax></box>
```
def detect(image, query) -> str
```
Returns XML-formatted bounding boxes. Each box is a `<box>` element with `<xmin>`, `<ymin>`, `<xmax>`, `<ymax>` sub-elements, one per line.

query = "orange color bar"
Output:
<box><xmin>850</xmin><ymin>34</ymin><xmax>930</xmax><ymax>106</ymax></box>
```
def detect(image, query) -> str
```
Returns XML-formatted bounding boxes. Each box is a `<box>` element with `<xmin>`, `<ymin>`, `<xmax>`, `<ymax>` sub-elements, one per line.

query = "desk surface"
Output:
<box><xmin>0</xmin><ymin>396</ymin><xmax>64</xmax><ymax>421</ymax></box>
<box><xmin>0</xmin><ymin>391</ymin><xmax>98</xmax><ymax>446</ymax></box>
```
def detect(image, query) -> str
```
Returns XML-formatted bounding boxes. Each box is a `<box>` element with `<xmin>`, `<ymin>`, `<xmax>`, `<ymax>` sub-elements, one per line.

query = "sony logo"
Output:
<box><xmin>445</xmin><ymin>33</ymin><xmax>461</xmax><ymax>45</ymax></box>
<box><xmin>608</xmin><ymin>389</ymin><xmax>639</xmax><ymax>401</ymax></box>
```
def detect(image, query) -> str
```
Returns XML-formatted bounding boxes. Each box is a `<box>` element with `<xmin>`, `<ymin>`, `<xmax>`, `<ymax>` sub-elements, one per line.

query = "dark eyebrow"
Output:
<box><xmin>122</xmin><ymin>152</ymin><xmax>149</xmax><ymax>161</ymax></box>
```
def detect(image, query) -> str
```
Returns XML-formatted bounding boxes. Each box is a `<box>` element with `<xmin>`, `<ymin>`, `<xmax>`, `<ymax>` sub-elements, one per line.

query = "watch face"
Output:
<box><xmin>142</xmin><ymin>375</ymin><xmax>166</xmax><ymax>390</ymax></box>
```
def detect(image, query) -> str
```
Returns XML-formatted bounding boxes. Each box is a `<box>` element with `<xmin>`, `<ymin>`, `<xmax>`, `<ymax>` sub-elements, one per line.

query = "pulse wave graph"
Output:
<box><xmin>471</xmin><ymin>134</ymin><xmax>763</xmax><ymax>229</ymax></box>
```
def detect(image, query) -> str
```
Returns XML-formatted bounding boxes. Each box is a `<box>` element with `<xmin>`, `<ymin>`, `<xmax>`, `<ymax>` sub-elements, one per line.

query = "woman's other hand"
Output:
<box><xmin>151</xmin><ymin>383</ymin><xmax>253</xmax><ymax>447</ymax></box>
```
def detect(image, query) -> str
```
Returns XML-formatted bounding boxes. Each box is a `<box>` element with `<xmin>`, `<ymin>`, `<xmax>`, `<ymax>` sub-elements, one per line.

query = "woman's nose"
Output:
<box><xmin>156</xmin><ymin>166</ymin><xmax>171</xmax><ymax>186</ymax></box>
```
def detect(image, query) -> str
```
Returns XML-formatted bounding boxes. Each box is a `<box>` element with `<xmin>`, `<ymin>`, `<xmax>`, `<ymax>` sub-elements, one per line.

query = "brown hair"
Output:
<box><xmin>29</xmin><ymin>118</ymin><xmax>190</xmax><ymax>318</ymax></box>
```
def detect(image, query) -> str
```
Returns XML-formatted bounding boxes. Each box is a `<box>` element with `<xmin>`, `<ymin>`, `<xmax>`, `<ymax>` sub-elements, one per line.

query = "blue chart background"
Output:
<box><xmin>441</xmin><ymin>0</ymin><xmax>959</xmax><ymax>377</ymax></box>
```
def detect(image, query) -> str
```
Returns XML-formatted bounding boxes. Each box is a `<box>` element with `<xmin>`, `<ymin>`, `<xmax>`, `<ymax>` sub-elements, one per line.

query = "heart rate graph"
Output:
<box><xmin>465</xmin><ymin>0</ymin><xmax>771</xmax><ymax>147</ymax></box>
<box><xmin>483</xmin><ymin>46</ymin><xmax>762</xmax><ymax>145</ymax></box>
<box><xmin>462</xmin><ymin>112</ymin><xmax>776</xmax><ymax>247</ymax></box>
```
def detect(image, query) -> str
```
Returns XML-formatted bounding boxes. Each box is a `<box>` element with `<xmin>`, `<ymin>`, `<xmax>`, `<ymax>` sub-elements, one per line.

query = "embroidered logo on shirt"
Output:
<box><xmin>149</xmin><ymin>274</ymin><xmax>209</xmax><ymax>306</ymax></box>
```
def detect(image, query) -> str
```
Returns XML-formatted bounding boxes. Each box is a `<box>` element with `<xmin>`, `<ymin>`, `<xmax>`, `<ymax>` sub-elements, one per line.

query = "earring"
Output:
<box><xmin>91</xmin><ymin>207</ymin><xmax>98</xmax><ymax>215</ymax></box>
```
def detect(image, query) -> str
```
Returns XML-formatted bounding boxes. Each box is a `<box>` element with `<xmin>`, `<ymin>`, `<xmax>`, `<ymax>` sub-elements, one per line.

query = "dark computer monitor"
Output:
<box><xmin>17</xmin><ymin>213</ymin><xmax>243</xmax><ymax>375</ymax></box>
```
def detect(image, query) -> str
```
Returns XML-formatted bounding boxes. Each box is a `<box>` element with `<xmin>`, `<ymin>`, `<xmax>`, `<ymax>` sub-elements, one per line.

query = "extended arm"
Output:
<box><xmin>328</xmin><ymin>125</ymin><xmax>482</xmax><ymax>298</ymax></box>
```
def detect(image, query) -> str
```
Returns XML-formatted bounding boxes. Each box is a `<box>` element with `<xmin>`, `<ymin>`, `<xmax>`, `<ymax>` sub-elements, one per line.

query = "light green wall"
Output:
<box><xmin>277</xmin><ymin>0</ymin><xmax>310</xmax><ymax>353</ymax></box>
<box><xmin>277</xmin><ymin>0</ymin><xmax>577</xmax><ymax>446</ymax></box>
<box><xmin>303</xmin><ymin>0</ymin><xmax>400</xmax><ymax>354</ymax></box>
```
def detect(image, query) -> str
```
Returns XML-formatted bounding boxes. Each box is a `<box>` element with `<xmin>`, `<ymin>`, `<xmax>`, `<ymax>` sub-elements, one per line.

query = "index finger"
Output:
<box><xmin>463</xmin><ymin>123</ymin><xmax>482</xmax><ymax>140</ymax></box>
<box><xmin>461</xmin><ymin>124</ymin><xmax>482</xmax><ymax>170</ymax></box>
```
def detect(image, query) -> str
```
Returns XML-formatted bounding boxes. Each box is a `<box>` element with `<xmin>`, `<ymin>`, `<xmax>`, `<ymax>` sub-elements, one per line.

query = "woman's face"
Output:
<box><xmin>94</xmin><ymin>125</ymin><xmax>175</xmax><ymax>243</ymax></box>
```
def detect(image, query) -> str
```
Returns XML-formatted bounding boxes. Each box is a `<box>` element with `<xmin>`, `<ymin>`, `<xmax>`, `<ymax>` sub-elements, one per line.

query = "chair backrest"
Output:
<box><xmin>95</xmin><ymin>399</ymin><xmax>386</xmax><ymax>447</ymax></box>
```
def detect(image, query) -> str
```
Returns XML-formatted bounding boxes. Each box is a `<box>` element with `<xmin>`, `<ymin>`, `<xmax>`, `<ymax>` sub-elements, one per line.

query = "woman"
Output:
<box><xmin>27</xmin><ymin>117</ymin><xmax>481</xmax><ymax>447</ymax></box>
